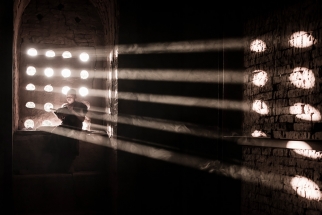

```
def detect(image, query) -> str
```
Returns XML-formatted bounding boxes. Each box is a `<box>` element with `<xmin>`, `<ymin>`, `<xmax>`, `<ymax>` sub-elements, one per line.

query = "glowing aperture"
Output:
<box><xmin>251</xmin><ymin>130</ymin><xmax>267</xmax><ymax>137</ymax></box>
<box><xmin>61</xmin><ymin>68</ymin><xmax>71</xmax><ymax>77</ymax></box>
<box><xmin>250</xmin><ymin>39</ymin><xmax>266</xmax><ymax>52</ymax></box>
<box><xmin>42</xmin><ymin>120</ymin><xmax>52</xmax><ymax>126</ymax></box>
<box><xmin>62</xmin><ymin>86</ymin><xmax>70</xmax><ymax>95</ymax></box>
<box><xmin>80</xmin><ymin>70</ymin><xmax>89</xmax><ymax>79</ymax></box>
<box><xmin>290</xmin><ymin>103</ymin><xmax>321</xmax><ymax>121</ymax></box>
<box><xmin>24</xmin><ymin>119</ymin><xmax>34</xmax><ymax>128</ymax></box>
<box><xmin>79</xmin><ymin>87</ymin><xmax>88</xmax><ymax>96</ymax></box>
<box><xmin>26</xmin><ymin>83</ymin><xmax>35</xmax><ymax>91</ymax></box>
<box><xmin>79</xmin><ymin>52</ymin><xmax>89</xmax><ymax>62</ymax></box>
<box><xmin>289</xmin><ymin>67</ymin><xmax>315</xmax><ymax>89</ymax></box>
<box><xmin>25</xmin><ymin>102</ymin><xmax>35</xmax><ymax>108</ymax></box>
<box><xmin>44</xmin><ymin>103</ymin><xmax>53</xmax><ymax>112</ymax></box>
<box><xmin>44</xmin><ymin>68</ymin><xmax>54</xmax><ymax>77</ymax></box>
<box><xmin>27</xmin><ymin>48</ymin><xmax>37</xmax><ymax>56</ymax></box>
<box><xmin>252</xmin><ymin>100</ymin><xmax>269</xmax><ymax>115</ymax></box>
<box><xmin>252</xmin><ymin>70</ymin><xmax>268</xmax><ymax>87</ymax></box>
<box><xmin>289</xmin><ymin>31</ymin><xmax>316</xmax><ymax>48</ymax></box>
<box><xmin>291</xmin><ymin>176</ymin><xmax>322</xmax><ymax>201</ymax></box>
<box><xmin>44</xmin><ymin>85</ymin><xmax>53</xmax><ymax>92</ymax></box>
<box><xmin>26</xmin><ymin>66</ymin><xmax>36</xmax><ymax>76</ymax></box>
<box><xmin>45</xmin><ymin>50</ymin><xmax>55</xmax><ymax>57</ymax></box>
<box><xmin>62</xmin><ymin>51</ymin><xmax>72</xmax><ymax>58</ymax></box>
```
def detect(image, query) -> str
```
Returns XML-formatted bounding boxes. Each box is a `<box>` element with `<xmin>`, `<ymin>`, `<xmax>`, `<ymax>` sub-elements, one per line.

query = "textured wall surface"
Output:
<box><xmin>241</xmin><ymin>145</ymin><xmax>322</xmax><ymax>215</ymax></box>
<box><xmin>242</xmin><ymin>1</ymin><xmax>322</xmax><ymax>214</ymax></box>
<box><xmin>243</xmin><ymin>0</ymin><xmax>322</xmax><ymax>140</ymax></box>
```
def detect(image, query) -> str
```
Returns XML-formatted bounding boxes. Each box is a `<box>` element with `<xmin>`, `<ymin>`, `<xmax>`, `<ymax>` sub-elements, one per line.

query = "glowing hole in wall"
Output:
<box><xmin>252</xmin><ymin>100</ymin><xmax>269</xmax><ymax>115</ymax></box>
<box><xmin>27</xmin><ymin>48</ymin><xmax>37</xmax><ymax>56</ymax></box>
<box><xmin>290</xmin><ymin>103</ymin><xmax>321</xmax><ymax>121</ymax></box>
<box><xmin>24</xmin><ymin>119</ymin><xmax>34</xmax><ymax>128</ymax></box>
<box><xmin>26</xmin><ymin>83</ymin><xmax>35</xmax><ymax>91</ymax></box>
<box><xmin>79</xmin><ymin>52</ymin><xmax>89</xmax><ymax>62</ymax></box>
<box><xmin>250</xmin><ymin>39</ymin><xmax>266</xmax><ymax>52</ymax></box>
<box><xmin>252</xmin><ymin>70</ymin><xmax>268</xmax><ymax>87</ymax></box>
<box><xmin>62</xmin><ymin>51</ymin><xmax>72</xmax><ymax>58</ymax></box>
<box><xmin>61</xmin><ymin>68</ymin><xmax>71</xmax><ymax>77</ymax></box>
<box><xmin>44</xmin><ymin>68</ymin><xmax>54</xmax><ymax>77</ymax></box>
<box><xmin>80</xmin><ymin>70</ymin><xmax>89</xmax><ymax>79</ymax></box>
<box><xmin>79</xmin><ymin>87</ymin><xmax>88</xmax><ymax>96</ymax></box>
<box><xmin>290</xmin><ymin>176</ymin><xmax>322</xmax><ymax>201</ymax></box>
<box><xmin>26</xmin><ymin>66</ymin><xmax>36</xmax><ymax>76</ymax></box>
<box><xmin>44</xmin><ymin>85</ymin><xmax>53</xmax><ymax>92</ymax></box>
<box><xmin>62</xmin><ymin>86</ymin><xmax>70</xmax><ymax>95</ymax></box>
<box><xmin>45</xmin><ymin>50</ymin><xmax>55</xmax><ymax>57</ymax></box>
<box><xmin>251</xmin><ymin>130</ymin><xmax>267</xmax><ymax>137</ymax></box>
<box><xmin>42</xmin><ymin>120</ymin><xmax>52</xmax><ymax>126</ymax></box>
<box><xmin>44</xmin><ymin>103</ymin><xmax>53</xmax><ymax>112</ymax></box>
<box><xmin>289</xmin><ymin>31</ymin><xmax>316</xmax><ymax>48</ymax></box>
<box><xmin>25</xmin><ymin>102</ymin><xmax>35</xmax><ymax>108</ymax></box>
<box><xmin>289</xmin><ymin>67</ymin><xmax>315</xmax><ymax>89</ymax></box>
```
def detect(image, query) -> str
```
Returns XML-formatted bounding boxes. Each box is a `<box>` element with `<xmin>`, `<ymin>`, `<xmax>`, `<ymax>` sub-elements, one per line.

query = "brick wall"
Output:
<box><xmin>241</xmin><ymin>145</ymin><xmax>322</xmax><ymax>215</ymax></box>
<box><xmin>243</xmin><ymin>0</ymin><xmax>322</xmax><ymax>140</ymax></box>
<box><xmin>242</xmin><ymin>1</ymin><xmax>322</xmax><ymax>214</ymax></box>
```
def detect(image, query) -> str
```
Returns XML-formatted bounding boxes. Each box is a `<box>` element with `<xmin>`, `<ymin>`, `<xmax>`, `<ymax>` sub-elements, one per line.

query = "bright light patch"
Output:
<box><xmin>80</xmin><ymin>70</ymin><xmax>89</xmax><ymax>79</ymax></box>
<box><xmin>79</xmin><ymin>52</ymin><xmax>89</xmax><ymax>62</ymax></box>
<box><xmin>44</xmin><ymin>68</ymin><xmax>54</xmax><ymax>77</ymax></box>
<box><xmin>252</xmin><ymin>100</ymin><xmax>269</xmax><ymax>115</ymax></box>
<box><xmin>25</xmin><ymin>102</ymin><xmax>35</xmax><ymax>108</ymax></box>
<box><xmin>61</xmin><ymin>68</ymin><xmax>71</xmax><ymax>77</ymax></box>
<box><xmin>289</xmin><ymin>31</ymin><xmax>316</xmax><ymax>48</ymax></box>
<box><xmin>290</xmin><ymin>176</ymin><xmax>322</xmax><ymax>201</ymax></box>
<box><xmin>45</xmin><ymin>50</ymin><xmax>55</xmax><ymax>57</ymax></box>
<box><xmin>250</xmin><ymin>39</ymin><xmax>266</xmax><ymax>52</ymax></box>
<box><xmin>286</xmin><ymin>141</ymin><xmax>312</xmax><ymax>150</ymax></box>
<box><xmin>27</xmin><ymin>48</ymin><xmax>37</xmax><ymax>56</ymax></box>
<box><xmin>44</xmin><ymin>85</ymin><xmax>53</xmax><ymax>92</ymax></box>
<box><xmin>252</xmin><ymin>70</ymin><xmax>268</xmax><ymax>87</ymax></box>
<box><xmin>287</xmin><ymin>141</ymin><xmax>322</xmax><ymax>159</ymax></box>
<box><xmin>62</xmin><ymin>86</ymin><xmax>70</xmax><ymax>95</ymax></box>
<box><xmin>26</xmin><ymin>83</ymin><xmax>35</xmax><ymax>91</ymax></box>
<box><xmin>44</xmin><ymin>103</ymin><xmax>53</xmax><ymax>112</ymax></box>
<box><xmin>42</xmin><ymin>120</ymin><xmax>52</xmax><ymax>126</ymax></box>
<box><xmin>107</xmin><ymin>125</ymin><xmax>112</xmax><ymax>137</ymax></box>
<box><xmin>26</xmin><ymin>66</ymin><xmax>36</xmax><ymax>76</ymax></box>
<box><xmin>24</xmin><ymin>119</ymin><xmax>34</xmax><ymax>128</ymax></box>
<box><xmin>79</xmin><ymin>87</ymin><xmax>88</xmax><ymax>96</ymax></box>
<box><xmin>290</xmin><ymin>103</ymin><xmax>321</xmax><ymax>121</ymax></box>
<box><xmin>62</xmin><ymin>51</ymin><xmax>72</xmax><ymax>58</ymax></box>
<box><xmin>251</xmin><ymin>130</ymin><xmax>267</xmax><ymax>137</ymax></box>
<box><xmin>289</xmin><ymin>67</ymin><xmax>315</xmax><ymax>89</ymax></box>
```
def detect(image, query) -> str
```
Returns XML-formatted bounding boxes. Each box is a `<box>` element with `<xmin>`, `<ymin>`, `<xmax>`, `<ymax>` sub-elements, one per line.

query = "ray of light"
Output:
<box><xmin>117</xmin><ymin>38</ymin><xmax>244</xmax><ymax>54</ymax></box>
<box><xmin>118</xmin><ymin>69</ymin><xmax>244</xmax><ymax>83</ymax></box>
<box><xmin>36</xmin><ymin>124</ymin><xmax>322</xmax><ymax>202</ymax></box>
<box><xmin>117</xmin><ymin>114</ymin><xmax>220</xmax><ymax>139</ymax></box>
<box><xmin>118</xmin><ymin>92</ymin><xmax>249</xmax><ymax>111</ymax></box>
